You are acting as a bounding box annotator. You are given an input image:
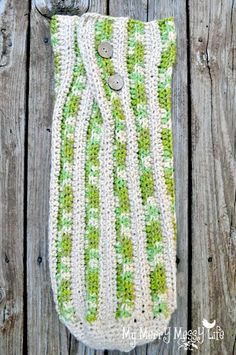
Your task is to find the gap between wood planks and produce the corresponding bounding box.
[23,0,31,353]
[186,2,193,355]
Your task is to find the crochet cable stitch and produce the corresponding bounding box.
[49,12,177,351]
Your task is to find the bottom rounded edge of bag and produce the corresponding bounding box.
[56,311,174,352]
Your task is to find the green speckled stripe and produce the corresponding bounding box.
[157,18,177,240]
[150,263,169,318]
[53,18,87,321]
[95,19,114,98]
[51,16,61,90]
[127,19,168,317]
[112,96,134,319]
[95,18,135,319]
[84,102,103,323]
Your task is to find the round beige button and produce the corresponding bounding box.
[98,41,113,59]
[108,74,124,91]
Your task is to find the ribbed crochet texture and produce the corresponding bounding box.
[49,12,177,351]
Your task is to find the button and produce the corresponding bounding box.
[108,74,124,91]
[98,41,113,59]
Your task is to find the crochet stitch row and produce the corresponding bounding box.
[95,18,135,320]
[49,13,177,351]
[127,19,168,318]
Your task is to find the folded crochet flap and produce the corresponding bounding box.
[49,13,177,351]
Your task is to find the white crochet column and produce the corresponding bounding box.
[71,86,93,319]
[77,13,117,322]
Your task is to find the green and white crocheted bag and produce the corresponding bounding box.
[49,12,177,352]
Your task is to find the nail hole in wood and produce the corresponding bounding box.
[5,253,9,263]
[176,256,180,264]
[208,257,213,263]
[37,256,42,265]
[0,27,11,67]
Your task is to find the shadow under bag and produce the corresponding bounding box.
[49,12,177,351]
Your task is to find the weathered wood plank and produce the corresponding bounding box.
[28,1,107,355]
[27,5,70,355]
[109,0,147,21]
[147,1,189,354]
[190,0,236,353]
[0,0,28,353]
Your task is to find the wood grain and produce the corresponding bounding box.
[148,1,189,354]
[0,0,28,354]
[109,0,147,21]
[190,0,236,353]
[27,5,69,354]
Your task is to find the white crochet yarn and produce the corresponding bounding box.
[49,12,177,351]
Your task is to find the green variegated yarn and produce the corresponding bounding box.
[51,16,61,89]
[158,18,177,240]
[127,18,169,317]
[84,102,102,323]
[95,18,135,319]
[56,19,86,321]
[49,13,177,352]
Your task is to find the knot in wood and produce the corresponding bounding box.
[0,287,6,304]
[34,0,90,18]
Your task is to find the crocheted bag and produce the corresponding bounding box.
[49,12,177,351]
